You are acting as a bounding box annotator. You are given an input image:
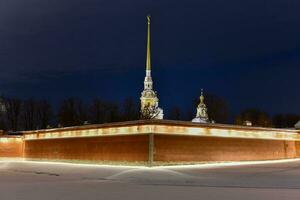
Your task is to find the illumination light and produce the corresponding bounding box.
[156,158,300,169]
[0,137,22,143]
[1,158,300,169]
[23,124,300,141]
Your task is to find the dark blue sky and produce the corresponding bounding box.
[0,0,299,115]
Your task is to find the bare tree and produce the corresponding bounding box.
[122,97,139,121]
[36,100,52,129]
[272,114,300,128]
[89,98,120,124]
[22,99,37,130]
[235,109,272,127]
[168,106,182,120]
[3,97,22,131]
[58,98,87,127]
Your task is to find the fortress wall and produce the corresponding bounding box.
[1,120,298,166]
[24,134,149,164]
[153,134,297,164]
[294,141,300,157]
[0,137,24,158]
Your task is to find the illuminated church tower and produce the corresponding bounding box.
[192,89,209,123]
[140,15,163,119]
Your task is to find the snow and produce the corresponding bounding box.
[192,117,207,123]
[295,121,300,129]
[1,160,300,200]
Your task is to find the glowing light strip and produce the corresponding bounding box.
[24,125,152,140]
[0,137,23,143]
[0,160,148,169]
[156,158,300,169]
[23,124,300,141]
[153,125,300,141]
[1,158,300,169]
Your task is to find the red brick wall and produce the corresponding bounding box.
[0,138,23,158]
[23,134,300,165]
[24,135,149,163]
[154,135,297,163]
[294,141,300,157]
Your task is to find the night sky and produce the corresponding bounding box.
[0,0,300,115]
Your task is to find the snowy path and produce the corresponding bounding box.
[1,160,300,200]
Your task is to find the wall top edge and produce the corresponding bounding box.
[18,120,300,135]
[0,135,23,139]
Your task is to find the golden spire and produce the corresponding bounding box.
[200,89,204,103]
[146,15,151,71]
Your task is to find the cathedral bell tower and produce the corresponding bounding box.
[140,15,163,119]
[192,89,209,123]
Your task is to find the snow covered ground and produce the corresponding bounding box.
[1,160,300,200]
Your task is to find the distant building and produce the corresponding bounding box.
[192,89,209,123]
[140,16,163,119]
[243,120,252,126]
[295,121,300,130]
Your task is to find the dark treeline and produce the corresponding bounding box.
[0,97,140,132]
[0,95,299,132]
[235,109,300,128]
